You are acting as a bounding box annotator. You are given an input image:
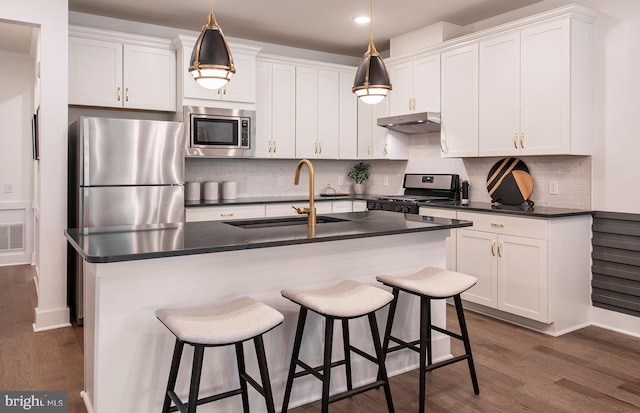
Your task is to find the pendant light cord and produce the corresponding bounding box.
[369,0,373,44]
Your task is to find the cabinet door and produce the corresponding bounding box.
[69,37,122,108]
[388,61,413,116]
[331,201,353,213]
[271,63,296,158]
[222,52,256,103]
[338,71,358,159]
[255,61,273,158]
[295,67,319,158]
[123,45,176,111]
[441,44,479,157]
[372,98,394,158]
[317,69,339,159]
[413,54,440,113]
[479,32,520,156]
[457,229,497,308]
[497,234,549,322]
[357,102,373,159]
[520,20,570,155]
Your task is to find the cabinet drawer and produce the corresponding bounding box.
[457,211,548,239]
[419,207,457,219]
[186,205,266,222]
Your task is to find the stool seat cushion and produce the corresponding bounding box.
[281,280,393,318]
[376,267,477,298]
[156,297,284,345]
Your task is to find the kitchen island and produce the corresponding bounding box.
[66,210,472,413]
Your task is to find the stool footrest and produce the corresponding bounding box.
[431,325,464,341]
[167,388,243,413]
[425,354,471,373]
[348,345,378,365]
[387,336,421,354]
[293,359,346,381]
[328,380,387,404]
[241,371,267,398]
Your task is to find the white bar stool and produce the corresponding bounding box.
[280,280,395,413]
[376,267,480,413]
[156,297,284,413]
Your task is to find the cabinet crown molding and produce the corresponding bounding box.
[69,25,174,50]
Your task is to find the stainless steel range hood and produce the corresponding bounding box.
[377,112,441,134]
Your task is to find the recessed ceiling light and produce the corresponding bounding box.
[353,16,370,24]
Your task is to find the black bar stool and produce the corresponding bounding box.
[280,280,395,413]
[376,267,480,413]
[156,296,284,413]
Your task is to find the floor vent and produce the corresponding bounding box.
[591,211,640,318]
[0,224,24,251]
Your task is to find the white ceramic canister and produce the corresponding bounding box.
[185,182,201,201]
[221,180,237,200]
[203,181,219,201]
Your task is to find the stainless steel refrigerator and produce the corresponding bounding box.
[67,117,185,324]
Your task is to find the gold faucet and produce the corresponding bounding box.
[292,159,316,227]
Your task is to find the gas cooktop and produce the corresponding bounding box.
[367,174,460,214]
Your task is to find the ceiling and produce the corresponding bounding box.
[66,0,543,57]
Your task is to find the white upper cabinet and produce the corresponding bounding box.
[357,98,408,160]
[388,53,440,116]
[338,70,358,159]
[479,18,592,156]
[69,27,176,111]
[175,35,260,105]
[295,66,339,159]
[255,60,296,158]
[440,44,479,157]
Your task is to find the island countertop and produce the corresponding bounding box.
[65,210,473,264]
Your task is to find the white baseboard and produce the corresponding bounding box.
[592,308,640,338]
[32,306,71,332]
[80,391,94,413]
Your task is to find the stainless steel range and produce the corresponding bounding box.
[367,174,460,214]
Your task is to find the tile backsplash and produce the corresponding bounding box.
[186,135,591,210]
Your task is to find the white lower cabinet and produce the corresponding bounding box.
[456,211,549,322]
[185,205,266,222]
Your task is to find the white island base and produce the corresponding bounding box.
[82,231,452,413]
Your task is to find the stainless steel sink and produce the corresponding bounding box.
[224,216,349,229]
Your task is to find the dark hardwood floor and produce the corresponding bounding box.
[1,264,639,412]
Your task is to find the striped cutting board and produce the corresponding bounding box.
[486,157,534,206]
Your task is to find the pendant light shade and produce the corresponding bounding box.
[352,0,391,104]
[189,0,235,90]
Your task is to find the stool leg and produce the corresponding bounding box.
[321,316,335,413]
[187,345,205,413]
[162,339,184,413]
[454,295,480,395]
[235,342,250,413]
[281,307,308,413]
[382,288,400,354]
[341,319,353,391]
[368,313,395,413]
[254,335,277,413]
[419,297,429,413]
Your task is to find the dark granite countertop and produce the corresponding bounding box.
[65,210,472,264]
[186,195,592,218]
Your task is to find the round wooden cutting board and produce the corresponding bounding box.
[486,157,534,206]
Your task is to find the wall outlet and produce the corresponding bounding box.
[383,175,389,187]
[276,176,284,187]
[4,184,12,193]
[549,180,559,195]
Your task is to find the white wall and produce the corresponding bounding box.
[0,0,70,331]
[0,50,34,266]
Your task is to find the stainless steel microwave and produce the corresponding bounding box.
[183,106,256,157]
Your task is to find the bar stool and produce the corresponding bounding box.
[156,296,284,413]
[376,267,480,413]
[280,280,395,413]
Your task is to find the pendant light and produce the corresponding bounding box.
[189,0,235,90]
[352,0,392,104]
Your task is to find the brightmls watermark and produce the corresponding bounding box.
[0,392,66,412]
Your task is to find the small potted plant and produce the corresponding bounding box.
[348,162,369,195]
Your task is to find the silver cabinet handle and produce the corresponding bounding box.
[220,213,234,217]
[514,133,518,149]
[384,143,388,155]
[125,87,129,102]
[440,139,448,153]
[117,87,121,102]
[368,144,372,155]
[268,140,273,153]
[318,142,322,154]
[273,140,277,153]
[490,223,505,228]
[520,132,525,148]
